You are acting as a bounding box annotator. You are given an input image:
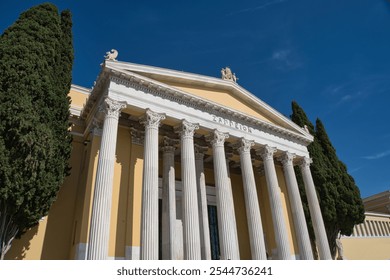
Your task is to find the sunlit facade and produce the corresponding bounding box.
[6,56,332,260]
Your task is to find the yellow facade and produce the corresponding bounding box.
[340,212,390,260]
[5,62,319,260]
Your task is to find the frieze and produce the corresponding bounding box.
[211,115,253,133]
[85,68,313,146]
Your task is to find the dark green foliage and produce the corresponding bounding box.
[0,3,73,258]
[291,101,364,259]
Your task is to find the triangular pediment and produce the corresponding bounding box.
[104,60,312,141]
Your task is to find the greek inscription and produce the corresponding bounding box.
[211,115,253,133]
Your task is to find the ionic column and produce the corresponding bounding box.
[194,145,211,260]
[175,120,201,259]
[299,157,332,260]
[87,97,126,260]
[140,109,165,260]
[161,137,178,260]
[257,145,291,260]
[278,152,313,260]
[208,130,240,260]
[236,138,267,260]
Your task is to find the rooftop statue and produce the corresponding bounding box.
[221,67,238,83]
[105,49,118,61]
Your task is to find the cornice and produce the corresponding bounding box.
[105,60,313,140]
[80,62,313,145]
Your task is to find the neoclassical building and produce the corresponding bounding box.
[6,52,332,260]
[339,191,390,260]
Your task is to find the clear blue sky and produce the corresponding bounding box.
[1,1,389,198]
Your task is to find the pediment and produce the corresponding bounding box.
[104,60,312,142]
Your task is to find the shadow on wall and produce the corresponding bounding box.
[5,224,38,260]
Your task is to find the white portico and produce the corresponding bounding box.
[74,51,331,260]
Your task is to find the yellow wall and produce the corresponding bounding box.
[70,132,101,258]
[341,237,390,260]
[6,138,85,260]
[165,82,275,124]
[69,88,89,108]
[254,167,299,259]
[275,166,299,257]
[230,173,251,259]
[108,127,131,258]
[125,141,144,252]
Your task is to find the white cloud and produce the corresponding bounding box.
[270,49,302,71]
[363,150,390,160]
[272,50,290,60]
[227,0,287,16]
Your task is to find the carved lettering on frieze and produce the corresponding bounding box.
[211,115,253,133]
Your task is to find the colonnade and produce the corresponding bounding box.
[86,99,332,260]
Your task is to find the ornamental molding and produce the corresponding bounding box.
[129,127,144,146]
[161,136,179,153]
[278,152,295,167]
[100,97,126,119]
[91,118,103,136]
[206,130,229,147]
[257,145,276,161]
[235,138,254,154]
[175,120,199,138]
[299,157,313,169]
[80,63,313,145]
[139,109,166,129]
[194,145,208,160]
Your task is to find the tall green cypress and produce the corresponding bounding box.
[0,3,73,259]
[291,101,364,259]
[291,101,338,258]
[315,119,364,256]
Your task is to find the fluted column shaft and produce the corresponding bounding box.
[279,152,313,260]
[87,98,126,260]
[140,109,165,260]
[300,157,332,260]
[258,145,291,260]
[195,145,211,260]
[176,120,201,259]
[237,139,267,260]
[161,138,177,260]
[209,130,240,260]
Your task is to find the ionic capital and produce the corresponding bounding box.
[257,145,276,161]
[175,120,199,139]
[140,109,166,129]
[91,118,103,136]
[130,127,145,146]
[100,97,126,119]
[236,138,255,154]
[278,152,295,167]
[206,130,229,147]
[299,157,313,169]
[161,136,179,154]
[194,145,208,160]
[255,165,265,176]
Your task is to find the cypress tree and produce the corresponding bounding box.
[315,119,365,256]
[291,101,364,259]
[0,3,73,259]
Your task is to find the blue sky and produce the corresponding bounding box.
[1,1,389,198]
